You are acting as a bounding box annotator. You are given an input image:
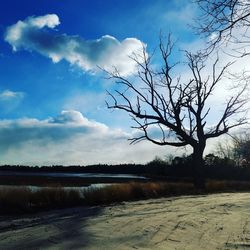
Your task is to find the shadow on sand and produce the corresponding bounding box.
[0,206,103,249]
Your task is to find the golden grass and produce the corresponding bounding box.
[206,180,250,192]
[84,182,195,205]
[1,180,250,214]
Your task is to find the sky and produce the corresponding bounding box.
[0,0,248,165]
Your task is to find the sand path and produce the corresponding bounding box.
[1,193,250,249]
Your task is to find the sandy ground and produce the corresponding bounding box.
[1,193,250,250]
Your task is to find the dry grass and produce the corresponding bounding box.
[0,182,195,213]
[0,186,83,213]
[1,180,250,214]
[206,180,250,192]
[84,182,195,205]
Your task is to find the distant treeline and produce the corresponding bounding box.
[1,153,250,181]
[0,164,146,174]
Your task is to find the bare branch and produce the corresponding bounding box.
[106,34,248,168]
[194,0,250,56]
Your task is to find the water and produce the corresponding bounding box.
[0,183,111,192]
[0,171,147,179]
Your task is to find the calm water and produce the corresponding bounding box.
[0,171,147,179]
[0,183,110,191]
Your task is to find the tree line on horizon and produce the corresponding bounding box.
[0,134,249,181]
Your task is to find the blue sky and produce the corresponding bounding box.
[0,0,246,165]
[0,0,196,118]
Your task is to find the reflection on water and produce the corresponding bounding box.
[0,183,112,192]
[0,171,147,179]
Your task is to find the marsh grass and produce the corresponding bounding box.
[83,182,195,205]
[0,186,83,213]
[206,180,250,192]
[1,180,250,214]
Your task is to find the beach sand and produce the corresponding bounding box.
[1,192,250,249]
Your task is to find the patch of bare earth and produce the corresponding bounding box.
[1,193,250,249]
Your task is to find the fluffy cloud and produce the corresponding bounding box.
[0,110,231,165]
[0,110,110,149]
[5,14,145,76]
[0,110,178,165]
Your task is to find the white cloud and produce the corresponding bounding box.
[1,109,239,166]
[5,14,60,51]
[28,14,60,29]
[5,14,146,76]
[0,110,187,165]
[0,89,24,101]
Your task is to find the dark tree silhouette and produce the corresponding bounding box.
[195,0,250,56]
[106,37,248,188]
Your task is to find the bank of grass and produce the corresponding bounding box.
[1,180,250,214]
[83,182,195,205]
[0,186,83,214]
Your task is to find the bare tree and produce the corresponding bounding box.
[232,132,250,166]
[195,0,250,56]
[106,37,248,188]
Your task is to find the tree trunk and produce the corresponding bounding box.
[192,145,206,189]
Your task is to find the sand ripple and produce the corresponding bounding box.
[1,193,250,249]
